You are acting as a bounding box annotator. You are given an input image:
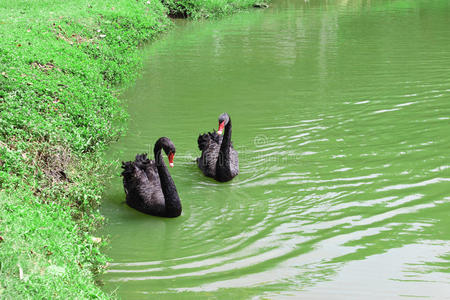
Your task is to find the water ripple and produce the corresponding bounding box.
[101,0,450,297]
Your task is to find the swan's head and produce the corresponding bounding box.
[159,137,176,168]
[217,113,230,135]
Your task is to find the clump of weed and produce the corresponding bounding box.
[162,0,268,19]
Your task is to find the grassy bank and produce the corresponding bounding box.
[0,0,266,298]
[0,0,171,297]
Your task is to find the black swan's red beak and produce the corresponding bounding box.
[218,121,225,135]
[168,152,174,168]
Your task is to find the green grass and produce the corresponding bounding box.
[0,191,108,298]
[0,0,268,298]
[0,0,170,297]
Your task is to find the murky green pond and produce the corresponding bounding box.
[101,0,450,298]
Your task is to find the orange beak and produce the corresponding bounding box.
[168,152,174,168]
[218,121,225,135]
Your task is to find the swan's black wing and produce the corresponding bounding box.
[197,131,239,181]
[197,130,221,151]
[229,147,239,178]
[197,131,222,178]
[121,154,165,215]
[134,153,160,183]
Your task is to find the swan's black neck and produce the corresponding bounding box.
[154,142,181,217]
[216,119,232,182]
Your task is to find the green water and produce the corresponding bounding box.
[101,0,450,298]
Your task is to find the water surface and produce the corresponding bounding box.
[101,0,450,298]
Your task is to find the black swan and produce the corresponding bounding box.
[121,137,182,218]
[197,113,239,182]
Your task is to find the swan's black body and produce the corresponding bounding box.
[121,137,181,217]
[197,113,239,182]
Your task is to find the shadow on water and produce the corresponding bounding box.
[100,0,450,298]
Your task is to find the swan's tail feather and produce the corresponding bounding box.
[134,153,150,169]
[121,153,150,178]
[121,160,135,177]
[198,130,220,151]
[210,130,221,143]
[121,154,151,203]
[198,133,210,151]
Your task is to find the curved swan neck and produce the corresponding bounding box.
[154,142,181,217]
[216,119,232,181]
[220,119,232,155]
